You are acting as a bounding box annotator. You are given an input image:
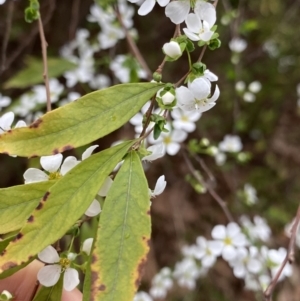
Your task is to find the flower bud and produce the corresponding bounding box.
[0,290,13,301]
[162,91,175,105]
[163,41,182,59]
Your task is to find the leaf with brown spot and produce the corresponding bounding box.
[90,151,151,301]
[0,181,55,234]
[0,141,135,275]
[0,83,164,157]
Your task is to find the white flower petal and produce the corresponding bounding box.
[153,175,166,196]
[82,238,93,255]
[142,143,165,161]
[63,268,80,291]
[189,78,211,100]
[222,245,237,261]
[37,265,61,287]
[185,13,201,33]
[23,168,48,184]
[85,199,101,217]
[38,246,60,263]
[211,225,226,240]
[0,112,14,131]
[183,29,202,42]
[208,85,220,103]
[165,1,190,24]
[138,0,155,15]
[40,154,63,173]
[98,177,113,197]
[195,1,216,28]
[176,86,194,105]
[15,120,27,128]
[60,156,80,176]
[166,142,180,155]
[82,145,99,160]
[157,0,170,6]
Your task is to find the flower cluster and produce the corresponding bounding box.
[134,218,291,300]
[235,80,262,103]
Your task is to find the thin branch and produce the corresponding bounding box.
[38,16,51,112]
[5,0,56,73]
[1,0,14,73]
[264,203,300,301]
[69,0,81,40]
[182,150,235,222]
[115,5,152,80]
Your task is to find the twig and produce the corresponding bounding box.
[182,150,235,222]
[69,0,80,40]
[38,16,51,112]
[264,203,300,301]
[1,0,14,73]
[115,5,152,81]
[5,0,56,73]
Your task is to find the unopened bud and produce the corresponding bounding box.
[0,290,13,301]
[163,41,182,59]
[162,92,175,105]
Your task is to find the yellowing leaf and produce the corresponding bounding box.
[0,83,164,157]
[90,151,151,301]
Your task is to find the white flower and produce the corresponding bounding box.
[211,222,248,261]
[263,247,292,280]
[89,74,111,90]
[82,238,93,255]
[235,81,246,92]
[229,38,247,53]
[173,258,204,289]
[243,91,256,102]
[176,78,220,113]
[162,41,182,59]
[0,0,6,5]
[240,215,271,243]
[148,123,187,155]
[165,0,191,24]
[134,291,153,301]
[37,246,79,291]
[171,108,201,132]
[98,25,125,49]
[183,13,214,42]
[110,55,147,83]
[129,0,170,16]
[150,175,166,197]
[218,135,242,153]
[194,236,222,267]
[32,78,64,104]
[243,184,258,205]
[228,247,262,279]
[23,145,99,184]
[142,143,165,161]
[248,81,262,93]
[0,94,11,109]
[150,267,173,299]
[214,150,226,166]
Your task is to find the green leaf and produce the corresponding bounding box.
[3,56,76,89]
[0,141,135,274]
[0,83,164,157]
[0,181,55,234]
[90,151,151,301]
[32,274,63,301]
